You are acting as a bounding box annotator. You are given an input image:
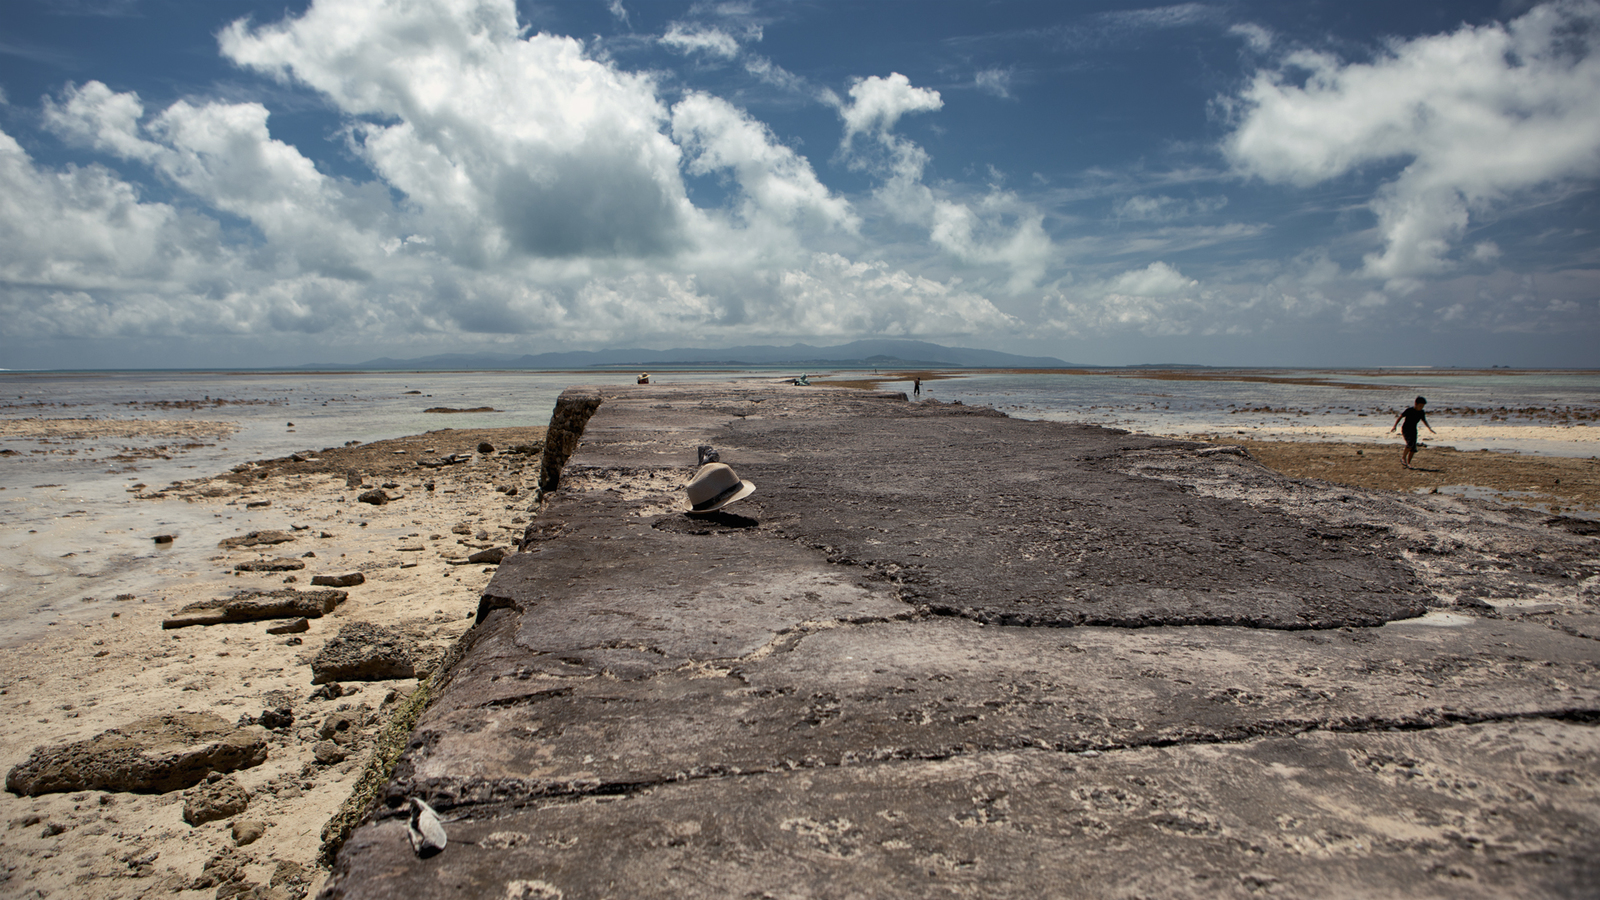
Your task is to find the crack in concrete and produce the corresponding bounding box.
[390,705,1600,820]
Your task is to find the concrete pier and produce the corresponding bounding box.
[322,383,1600,899]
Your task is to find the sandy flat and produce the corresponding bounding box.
[0,426,542,900]
[1178,435,1600,520]
[0,417,242,441]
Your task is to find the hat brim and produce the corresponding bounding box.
[687,480,755,514]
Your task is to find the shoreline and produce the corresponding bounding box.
[1,406,1596,898]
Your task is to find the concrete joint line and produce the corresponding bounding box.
[391,707,1600,823]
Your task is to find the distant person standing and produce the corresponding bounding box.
[913,377,922,398]
[1390,396,1435,469]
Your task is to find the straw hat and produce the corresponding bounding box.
[685,462,755,514]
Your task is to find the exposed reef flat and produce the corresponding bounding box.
[323,383,1600,899]
[0,426,544,899]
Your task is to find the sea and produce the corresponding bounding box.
[2,367,1597,645]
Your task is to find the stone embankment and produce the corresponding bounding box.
[322,383,1600,899]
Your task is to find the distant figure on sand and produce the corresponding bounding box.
[913,377,922,398]
[1390,396,1435,469]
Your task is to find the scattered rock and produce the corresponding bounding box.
[271,860,308,892]
[312,741,348,765]
[163,589,346,629]
[245,500,272,509]
[232,819,266,846]
[265,617,310,635]
[451,523,473,535]
[311,622,417,684]
[311,572,365,588]
[153,534,175,545]
[6,712,268,795]
[183,773,249,825]
[257,707,294,730]
[466,547,508,565]
[477,442,495,454]
[216,880,265,900]
[193,848,248,890]
[319,711,363,746]
[309,682,344,702]
[357,489,389,505]
[218,530,297,550]
[233,558,305,572]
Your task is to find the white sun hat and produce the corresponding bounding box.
[685,462,755,514]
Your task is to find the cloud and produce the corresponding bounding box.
[1106,260,1198,296]
[661,23,743,59]
[607,0,629,27]
[671,92,858,237]
[974,67,1013,98]
[1229,23,1273,53]
[4,0,1032,358]
[1096,3,1217,31]
[1224,0,1600,281]
[45,81,390,280]
[1113,194,1228,222]
[742,56,806,92]
[0,127,213,294]
[221,0,697,263]
[833,72,1054,291]
[838,73,943,148]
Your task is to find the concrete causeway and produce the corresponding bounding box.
[322,383,1600,899]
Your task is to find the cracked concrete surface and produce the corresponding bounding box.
[322,384,1600,899]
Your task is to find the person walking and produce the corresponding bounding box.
[1390,396,1435,469]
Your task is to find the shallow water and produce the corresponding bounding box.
[0,370,650,643]
[904,370,1600,457]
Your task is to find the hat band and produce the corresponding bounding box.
[691,481,745,511]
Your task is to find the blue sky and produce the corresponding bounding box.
[1,0,1597,368]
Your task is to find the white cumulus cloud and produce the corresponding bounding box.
[839,73,943,149]
[1224,0,1600,281]
[222,0,698,264]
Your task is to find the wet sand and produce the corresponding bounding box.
[1186,436,1600,520]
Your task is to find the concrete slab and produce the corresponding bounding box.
[322,384,1600,899]
[333,721,1600,900]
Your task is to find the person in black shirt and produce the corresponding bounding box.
[1389,396,1435,469]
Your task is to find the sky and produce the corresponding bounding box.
[0,0,1597,369]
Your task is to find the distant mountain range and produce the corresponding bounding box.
[304,340,1076,370]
